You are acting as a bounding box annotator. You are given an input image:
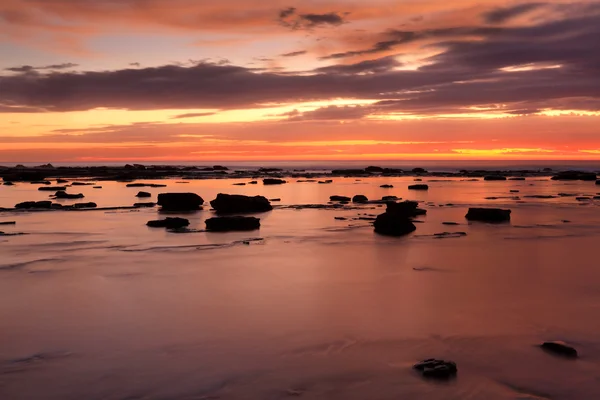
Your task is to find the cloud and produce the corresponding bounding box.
[484,2,547,24]
[5,63,79,73]
[278,8,347,30]
[287,105,372,121]
[315,55,402,74]
[280,50,307,57]
[170,112,216,119]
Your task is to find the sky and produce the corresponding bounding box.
[1,0,600,162]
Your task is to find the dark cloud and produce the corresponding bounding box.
[315,56,402,75]
[171,112,216,119]
[5,63,79,73]
[280,50,307,57]
[129,62,141,67]
[288,105,372,121]
[484,2,547,24]
[278,8,347,30]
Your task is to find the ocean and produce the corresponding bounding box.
[1,174,600,399]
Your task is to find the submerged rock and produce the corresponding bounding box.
[210,193,272,214]
[157,193,204,211]
[147,217,190,229]
[126,183,167,188]
[263,178,286,185]
[0,221,16,225]
[269,198,281,202]
[381,195,399,201]
[72,202,97,209]
[352,195,369,203]
[3,181,15,186]
[386,201,427,218]
[93,186,102,189]
[38,186,67,191]
[248,181,258,185]
[408,184,429,191]
[15,201,52,209]
[54,191,84,199]
[136,191,151,198]
[540,341,578,358]
[412,168,427,174]
[413,359,457,379]
[466,207,511,222]
[552,171,597,181]
[330,195,351,202]
[205,216,261,232]
[233,183,246,186]
[56,179,69,184]
[318,180,333,184]
[380,184,394,188]
[374,213,416,236]
[71,182,95,186]
[484,175,507,181]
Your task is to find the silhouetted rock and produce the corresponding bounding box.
[157,193,204,211]
[212,165,228,171]
[318,180,333,184]
[134,202,156,208]
[38,186,67,191]
[71,182,95,186]
[56,179,69,184]
[210,193,272,214]
[248,181,258,184]
[330,195,351,202]
[412,168,427,174]
[269,198,281,202]
[413,359,457,379]
[126,183,167,188]
[434,232,467,239]
[524,195,557,199]
[205,216,261,232]
[380,184,394,188]
[408,184,429,190]
[352,195,369,203]
[382,195,399,201]
[233,183,246,186]
[386,201,427,218]
[365,166,384,173]
[552,171,597,181]
[72,202,97,208]
[484,175,507,181]
[442,222,460,226]
[93,186,102,189]
[466,207,511,222]
[540,341,578,358]
[576,197,591,201]
[136,191,151,198]
[510,190,520,193]
[15,201,52,209]
[0,221,16,225]
[258,168,282,172]
[3,181,14,186]
[374,213,416,236]
[54,191,84,199]
[596,180,600,185]
[147,217,190,229]
[263,178,286,185]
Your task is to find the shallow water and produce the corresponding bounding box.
[1,177,600,399]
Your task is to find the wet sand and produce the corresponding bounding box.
[1,177,600,399]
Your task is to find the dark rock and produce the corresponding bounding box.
[136,191,151,198]
[558,193,578,197]
[466,207,511,222]
[3,181,15,186]
[38,186,67,191]
[332,169,369,175]
[248,181,258,184]
[15,201,52,209]
[552,171,597,181]
[205,216,261,232]
[318,180,333,184]
[157,193,204,211]
[330,195,351,202]
[352,195,369,203]
[413,359,457,379]
[442,222,460,226]
[134,202,156,208]
[576,197,591,201]
[126,183,167,188]
[258,168,282,173]
[412,168,427,174]
[233,183,246,186]
[434,232,467,238]
[269,198,281,202]
[212,165,228,171]
[510,190,520,193]
[0,221,16,225]
[374,213,416,236]
[381,195,399,201]
[1,171,47,182]
[263,178,286,185]
[56,179,69,184]
[147,217,190,229]
[93,186,102,189]
[380,184,394,188]
[365,166,384,173]
[72,202,97,208]
[31,180,51,185]
[386,201,427,218]
[408,184,429,190]
[414,178,422,181]
[524,195,557,199]
[54,191,84,199]
[540,341,578,358]
[484,175,507,181]
[71,182,95,186]
[210,193,272,214]
[597,180,600,185]
[334,217,347,220]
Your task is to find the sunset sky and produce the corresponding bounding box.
[1,0,599,162]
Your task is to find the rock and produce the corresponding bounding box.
[134,202,156,208]
[412,168,427,174]
[233,183,246,186]
[484,175,507,181]
[413,359,458,379]
[136,191,151,198]
[330,195,351,202]
[0,221,16,225]
[466,207,511,222]
[434,232,467,238]
[15,201,52,209]
[374,213,416,236]
[524,195,557,199]
[442,222,459,226]
[56,179,69,184]
[38,186,67,191]
[205,216,261,232]
[386,201,426,218]
[93,186,102,189]
[334,217,347,220]
[54,191,84,199]
[72,202,97,208]
[380,184,394,188]
[263,178,286,185]
[248,181,258,184]
[71,182,95,186]
[126,183,167,188]
[597,180,600,185]
[3,181,15,186]
[365,166,384,173]
[540,341,578,358]
[352,195,369,203]
[212,165,228,171]
[147,217,190,229]
[318,180,333,184]
[210,193,272,214]
[510,190,520,193]
[381,195,399,201]
[552,171,596,181]
[157,193,204,211]
[269,198,281,202]
[576,197,591,201]
[408,184,429,190]
[258,167,282,173]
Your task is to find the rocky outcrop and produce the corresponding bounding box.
[134,202,156,208]
[38,186,67,191]
[15,201,53,209]
[408,184,429,190]
[380,184,394,188]
[484,175,507,181]
[71,182,95,186]
[205,216,261,232]
[552,171,597,181]
[54,191,84,199]
[386,201,427,218]
[412,168,427,173]
[210,193,272,214]
[157,193,204,211]
[352,195,369,203]
[136,191,151,198]
[330,195,351,202]
[413,359,457,379]
[540,341,578,358]
[147,217,190,229]
[72,202,97,208]
[263,178,287,185]
[465,207,511,222]
[374,213,416,236]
